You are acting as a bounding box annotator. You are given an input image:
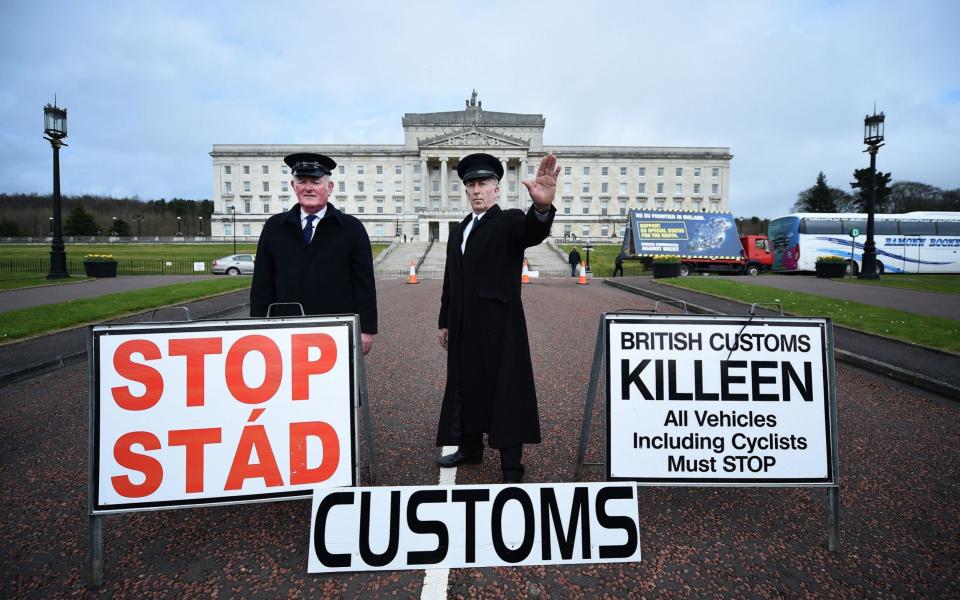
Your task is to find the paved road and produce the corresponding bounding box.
[0,275,226,313]
[1,279,957,598]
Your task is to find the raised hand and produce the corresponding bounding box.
[522,154,561,210]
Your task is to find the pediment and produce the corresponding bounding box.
[419,127,528,149]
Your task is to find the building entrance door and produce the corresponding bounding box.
[429,221,439,241]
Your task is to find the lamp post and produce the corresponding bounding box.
[134,214,144,237]
[198,215,204,237]
[43,101,69,279]
[49,217,54,236]
[859,110,885,280]
[228,206,236,253]
[584,241,594,273]
[112,216,118,236]
[176,216,182,237]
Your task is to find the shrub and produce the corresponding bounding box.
[652,255,680,264]
[815,255,846,264]
[84,254,116,262]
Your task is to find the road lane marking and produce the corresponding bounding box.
[420,445,457,600]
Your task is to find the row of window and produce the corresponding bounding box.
[224,165,289,176]
[563,166,721,178]
[562,182,721,195]
[223,163,723,180]
[224,190,723,216]
[223,179,724,197]
[223,181,289,194]
[221,221,630,240]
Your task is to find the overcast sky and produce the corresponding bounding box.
[2,0,957,218]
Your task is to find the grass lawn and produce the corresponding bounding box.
[664,277,960,354]
[835,273,960,295]
[559,243,648,277]
[0,278,253,344]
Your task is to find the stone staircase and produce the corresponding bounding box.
[374,241,430,278]
[374,236,570,280]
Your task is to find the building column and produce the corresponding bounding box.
[520,157,528,204]
[500,158,508,204]
[420,158,428,208]
[440,157,448,210]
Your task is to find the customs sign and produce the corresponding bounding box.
[605,314,836,484]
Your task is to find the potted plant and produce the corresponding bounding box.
[651,255,681,279]
[83,254,119,278]
[815,255,847,279]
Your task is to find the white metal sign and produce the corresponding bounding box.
[606,314,835,484]
[308,483,641,572]
[90,317,358,513]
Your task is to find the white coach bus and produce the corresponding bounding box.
[768,212,960,274]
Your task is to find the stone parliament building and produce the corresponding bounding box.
[209,92,732,244]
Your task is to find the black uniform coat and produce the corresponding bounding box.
[436,203,556,449]
[250,203,378,334]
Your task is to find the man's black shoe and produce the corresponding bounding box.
[437,450,482,468]
[502,466,525,483]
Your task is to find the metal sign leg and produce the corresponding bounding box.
[357,352,377,484]
[828,486,841,552]
[575,316,606,480]
[87,514,103,588]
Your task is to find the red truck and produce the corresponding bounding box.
[675,234,772,276]
[624,211,772,276]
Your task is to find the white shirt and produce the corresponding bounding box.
[461,210,486,254]
[300,206,327,243]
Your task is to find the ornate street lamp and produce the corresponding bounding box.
[176,215,182,237]
[584,241,594,273]
[43,101,69,278]
[112,216,118,236]
[198,215,204,236]
[859,110,885,280]
[228,206,236,253]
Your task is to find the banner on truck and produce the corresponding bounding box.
[624,210,743,258]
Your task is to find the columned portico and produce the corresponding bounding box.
[440,158,448,208]
[520,157,528,203]
[420,158,428,208]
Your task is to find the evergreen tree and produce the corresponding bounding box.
[792,172,838,212]
[63,203,99,235]
[112,218,131,236]
[851,168,893,213]
[0,218,20,236]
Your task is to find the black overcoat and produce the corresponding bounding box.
[436,204,556,449]
[250,203,378,334]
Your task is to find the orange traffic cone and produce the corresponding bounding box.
[577,261,588,285]
[407,260,419,284]
[521,259,531,284]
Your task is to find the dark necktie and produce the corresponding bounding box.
[463,216,479,253]
[303,214,317,245]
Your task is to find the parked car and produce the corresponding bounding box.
[211,254,255,275]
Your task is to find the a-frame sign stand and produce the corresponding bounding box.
[574,304,841,553]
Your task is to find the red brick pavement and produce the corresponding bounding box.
[1,278,957,598]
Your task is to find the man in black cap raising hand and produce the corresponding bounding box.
[250,152,377,353]
[435,153,560,483]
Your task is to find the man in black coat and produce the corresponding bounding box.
[436,152,560,483]
[250,152,377,354]
[568,248,582,276]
